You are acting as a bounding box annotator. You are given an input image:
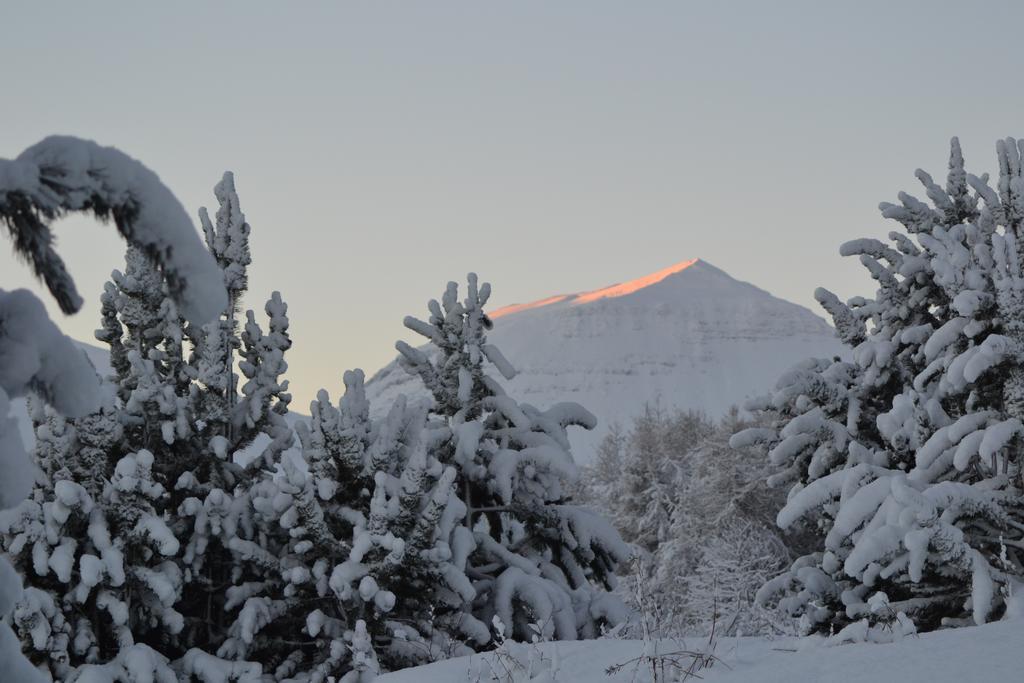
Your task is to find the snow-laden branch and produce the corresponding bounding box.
[0,135,226,323]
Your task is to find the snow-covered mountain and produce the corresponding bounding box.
[367,259,845,462]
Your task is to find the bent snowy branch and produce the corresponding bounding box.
[0,135,226,323]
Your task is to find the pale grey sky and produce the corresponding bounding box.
[3,1,1024,408]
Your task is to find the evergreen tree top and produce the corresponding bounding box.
[736,137,1024,636]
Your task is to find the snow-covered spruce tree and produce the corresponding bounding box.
[173,172,293,657]
[221,275,629,680]
[4,225,214,679]
[394,275,629,643]
[2,417,187,680]
[218,369,459,680]
[0,137,226,681]
[83,247,209,667]
[1,244,208,677]
[1,165,286,678]
[735,137,1024,637]
[172,289,293,661]
[192,171,252,443]
[5,235,279,678]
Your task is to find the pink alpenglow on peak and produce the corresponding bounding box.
[573,258,700,305]
[490,258,700,319]
[490,294,573,320]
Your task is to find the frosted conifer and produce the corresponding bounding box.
[193,172,252,444]
[394,275,630,643]
[0,136,226,682]
[216,369,455,678]
[736,137,1024,636]
[172,174,290,657]
[223,275,629,680]
[1,164,283,679]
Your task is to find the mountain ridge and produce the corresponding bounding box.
[489,258,702,318]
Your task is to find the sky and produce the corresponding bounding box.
[4,1,1024,409]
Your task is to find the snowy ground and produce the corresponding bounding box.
[379,619,1022,682]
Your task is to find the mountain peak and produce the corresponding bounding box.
[573,258,700,305]
[491,258,703,319]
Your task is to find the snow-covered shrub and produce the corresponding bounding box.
[579,409,798,637]
[607,567,720,683]
[669,520,790,637]
[466,616,563,683]
[577,409,714,560]
[736,137,1024,634]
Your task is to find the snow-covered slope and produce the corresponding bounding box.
[367,259,844,462]
[378,619,1024,683]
